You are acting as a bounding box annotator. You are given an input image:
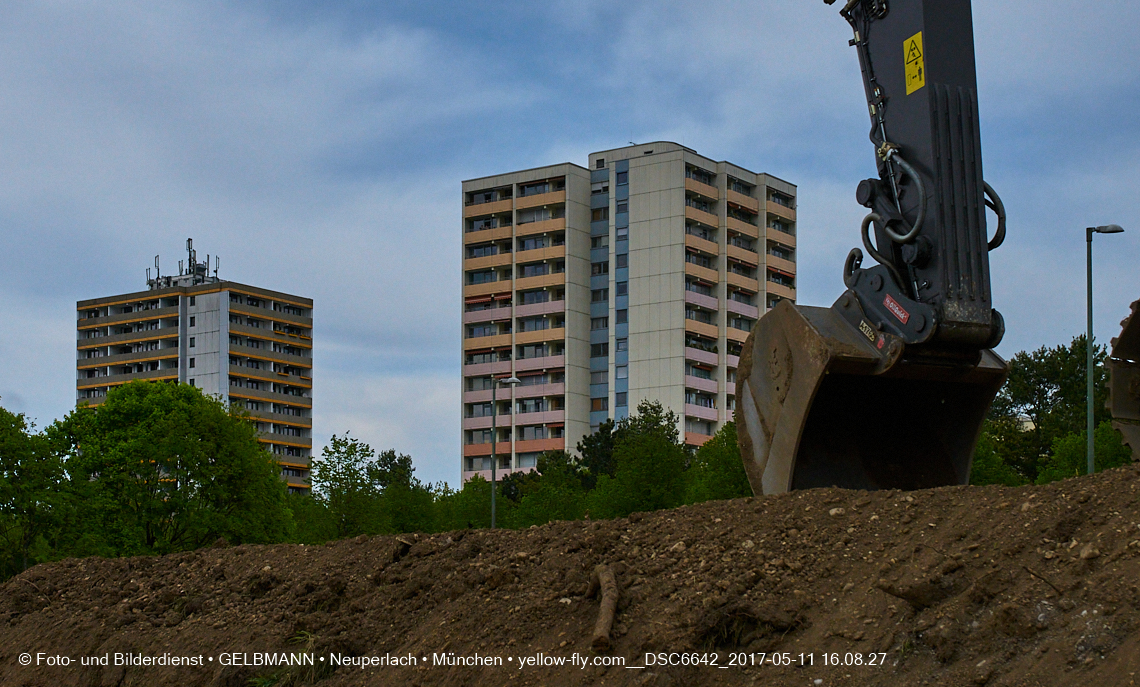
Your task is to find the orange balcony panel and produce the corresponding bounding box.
[464,252,513,271]
[727,244,759,266]
[767,227,796,249]
[685,205,719,227]
[726,327,750,344]
[463,225,513,245]
[727,272,760,293]
[726,216,760,239]
[464,198,512,219]
[766,254,796,275]
[463,281,511,299]
[514,437,564,454]
[515,245,566,263]
[767,281,796,301]
[727,189,760,213]
[464,443,495,457]
[685,319,719,340]
[766,201,796,221]
[515,327,565,346]
[515,217,566,238]
[463,332,512,351]
[515,190,566,210]
[685,432,713,447]
[514,273,565,291]
[684,177,719,201]
[684,234,719,256]
[684,262,719,285]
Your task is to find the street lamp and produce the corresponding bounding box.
[1086,224,1124,475]
[490,375,521,529]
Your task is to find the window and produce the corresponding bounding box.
[615,309,628,325]
[616,254,628,269]
[591,371,607,384]
[591,235,609,249]
[189,337,195,348]
[616,202,628,214]
[616,338,628,352]
[616,171,628,185]
[591,343,608,357]
[520,290,549,305]
[518,317,549,332]
[591,207,609,222]
[468,269,496,284]
[591,398,609,411]
[189,296,196,306]
[518,236,548,251]
[616,225,628,239]
[189,379,195,386]
[616,392,628,407]
[591,288,609,303]
[596,158,605,169]
[591,261,609,276]
[518,425,548,441]
[189,316,196,327]
[468,324,496,338]
[519,262,550,278]
[591,317,609,330]
[517,398,547,414]
[616,365,628,380]
[189,358,196,369]
[518,452,539,468]
[467,376,494,391]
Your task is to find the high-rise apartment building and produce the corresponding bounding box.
[75,243,314,493]
[461,142,797,482]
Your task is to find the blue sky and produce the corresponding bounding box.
[1,1,1137,487]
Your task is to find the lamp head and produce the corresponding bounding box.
[501,376,522,386]
[1092,224,1124,234]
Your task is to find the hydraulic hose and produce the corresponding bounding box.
[983,181,1006,251]
[860,212,906,290]
[881,151,926,244]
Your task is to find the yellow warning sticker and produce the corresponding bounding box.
[904,31,925,95]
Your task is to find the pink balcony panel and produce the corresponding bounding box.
[685,290,720,311]
[726,299,759,319]
[463,360,513,377]
[515,355,565,372]
[514,300,566,319]
[726,354,740,368]
[685,375,719,394]
[462,389,494,403]
[513,410,566,426]
[685,403,719,422]
[464,307,512,325]
[462,415,498,430]
[514,382,565,399]
[462,464,537,484]
[684,347,718,366]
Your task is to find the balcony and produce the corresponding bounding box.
[77,349,179,370]
[514,409,566,426]
[515,354,564,372]
[685,319,718,340]
[726,215,759,239]
[514,300,565,319]
[684,177,719,201]
[76,368,178,390]
[684,261,719,285]
[77,328,179,350]
[684,290,719,311]
[727,244,759,267]
[462,359,513,377]
[463,197,512,218]
[76,305,180,330]
[767,199,796,221]
[684,403,719,422]
[725,327,750,344]
[726,298,760,320]
[228,365,312,389]
[463,279,512,299]
[463,252,513,271]
[685,346,719,366]
[685,432,713,447]
[463,332,511,351]
[229,322,313,350]
[766,253,796,275]
[514,244,565,264]
[684,204,718,227]
[463,305,513,325]
[685,375,718,394]
[513,437,565,454]
[684,233,718,256]
[514,272,565,292]
[464,224,513,245]
[228,385,312,408]
[514,382,565,399]
[515,190,566,210]
[766,280,796,301]
[727,188,760,213]
[515,327,565,346]
[230,301,312,328]
[515,217,566,238]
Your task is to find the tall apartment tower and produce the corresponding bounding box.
[461,142,797,482]
[75,242,315,493]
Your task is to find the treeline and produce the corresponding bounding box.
[969,334,1132,486]
[290,400,750,542]
[0,385,750,580]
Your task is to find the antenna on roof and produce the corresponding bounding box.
[214,255,220,277]
[154,255,160,279]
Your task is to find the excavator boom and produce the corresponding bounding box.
[737,0,1009,494]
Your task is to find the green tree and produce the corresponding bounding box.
[969,430,1028,486]
[0,405,67,573]
[576,419,617,489]
[684,422,753,503]
[51,381,292,554]
[1035,421,1132,484]
[510,451,587,527]
[434,476,496,531]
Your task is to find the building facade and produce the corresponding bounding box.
[461,142,796,482]
[75,248,314,493]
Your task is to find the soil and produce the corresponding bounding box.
[1,465,1138,687]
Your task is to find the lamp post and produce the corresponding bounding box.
[490,375,521,529]
[1086,224,1124,475]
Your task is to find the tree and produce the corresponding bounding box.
[969,430,1028,486]
[0,405,67,573]
[1035,421,1132,484]
[510,451,587,527]
[576,419,617,489]
[684,422,753,503]
[50,381,292,554]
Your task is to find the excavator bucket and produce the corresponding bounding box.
[736,300,1008,494]
[1107,299,1140,460]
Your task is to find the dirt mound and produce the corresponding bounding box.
[1,465,1138,687]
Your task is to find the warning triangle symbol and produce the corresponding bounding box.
[906,40,922,64]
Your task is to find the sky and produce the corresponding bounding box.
[0,0,1137,488]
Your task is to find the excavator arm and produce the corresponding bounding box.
[736,0,1009,493]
